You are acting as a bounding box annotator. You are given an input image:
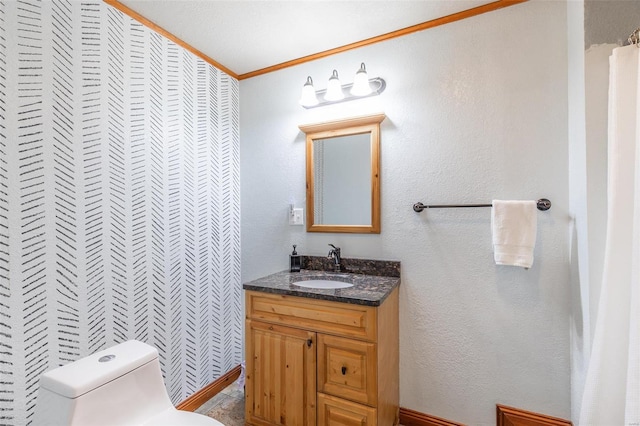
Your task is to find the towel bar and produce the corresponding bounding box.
[412,198,551,213]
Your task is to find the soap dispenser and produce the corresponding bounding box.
[290,245,301,272]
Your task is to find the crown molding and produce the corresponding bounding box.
[104,0,528,81]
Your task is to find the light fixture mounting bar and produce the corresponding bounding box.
[302,77,386,109]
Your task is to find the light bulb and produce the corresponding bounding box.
[299,76,318,107]
[324,70,344,101]
[350,63,372,96]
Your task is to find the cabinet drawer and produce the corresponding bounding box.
[246,291,377,341]
[317,393,377,426]
[318,334,377,406]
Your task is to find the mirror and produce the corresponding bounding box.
[299,113,385,233]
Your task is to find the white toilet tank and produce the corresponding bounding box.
[33,340,224,426]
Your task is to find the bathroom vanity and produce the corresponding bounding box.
[243,265,400,426]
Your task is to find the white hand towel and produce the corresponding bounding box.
[491,200,537,268]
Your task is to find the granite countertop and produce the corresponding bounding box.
[242,268,400,307]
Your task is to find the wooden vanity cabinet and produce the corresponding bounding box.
[245,288,399,426]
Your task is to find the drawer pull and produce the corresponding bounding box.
[341,366,347,375]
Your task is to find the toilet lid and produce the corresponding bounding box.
[143,409,225,426]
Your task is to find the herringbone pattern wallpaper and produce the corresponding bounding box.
[0,2,241,425]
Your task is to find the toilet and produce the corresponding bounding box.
[33,340,225,426]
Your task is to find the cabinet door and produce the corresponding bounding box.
[246,320,316,426]
[317,393,377,426]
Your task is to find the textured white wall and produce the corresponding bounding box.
[240,1,571,424]
[567,2,589,422]
[584,44,613,343]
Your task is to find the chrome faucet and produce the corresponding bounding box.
[327,244,341,272]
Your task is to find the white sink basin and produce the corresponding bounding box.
[293,280,354,289]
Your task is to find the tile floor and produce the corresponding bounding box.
[196,379,405,426]
[195,378,245,426]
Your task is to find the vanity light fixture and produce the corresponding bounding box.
[299,62,386,109]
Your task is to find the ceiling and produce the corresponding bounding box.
[117,0,510,78]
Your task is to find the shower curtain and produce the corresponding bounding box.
[579,44,640,425]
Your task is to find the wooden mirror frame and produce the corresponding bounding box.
[299,113,385,234]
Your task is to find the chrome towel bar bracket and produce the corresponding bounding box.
[412,198,551,213]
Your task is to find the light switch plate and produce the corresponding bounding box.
[290,208,304,225]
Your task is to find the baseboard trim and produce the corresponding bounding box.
[496,404,572,426]
[399,407,465,426]
[176,375,572,426]
[176,364,242,412]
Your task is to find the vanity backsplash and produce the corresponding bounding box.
[301,255,400,277]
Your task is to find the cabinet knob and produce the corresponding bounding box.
[341,366,347,375]
[307,338,313,347]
